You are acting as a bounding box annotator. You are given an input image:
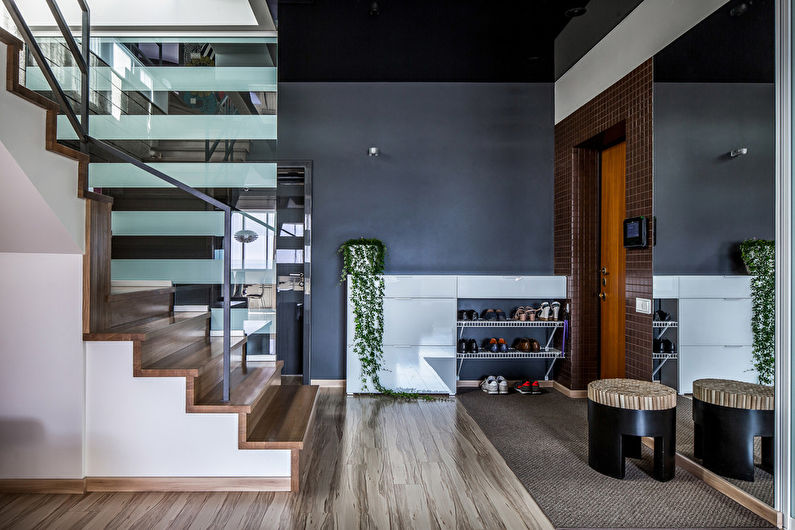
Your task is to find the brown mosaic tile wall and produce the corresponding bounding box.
[554,60,654,390]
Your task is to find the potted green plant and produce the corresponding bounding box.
[740,239,775,385]
[339,238,431,399]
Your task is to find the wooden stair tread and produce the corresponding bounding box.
[195,361,283,412]
[83,312,209,341]
[109,286,176,301]
[246,385,319,448]
[143,336,246,374]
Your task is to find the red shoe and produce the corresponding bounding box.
[514,380,543,395]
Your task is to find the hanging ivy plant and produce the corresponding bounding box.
[740,239,775,385]
[339,238,432,400]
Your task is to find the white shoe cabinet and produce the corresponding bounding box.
[653,275,755,394]
[346,275,567,395]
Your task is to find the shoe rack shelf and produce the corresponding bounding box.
[457,349,563,359]
[652,352,678,361]
[456,321,564,328]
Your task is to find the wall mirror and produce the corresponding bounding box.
[652,0,775,507]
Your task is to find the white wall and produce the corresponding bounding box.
[0,42,84,254]
[85,341,291,477]
[554,0,729,123]
[0,253,84,479]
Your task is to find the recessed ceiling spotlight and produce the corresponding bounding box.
[729,1,752,17]
[564,6,587,18]
[369,1,380,16]
[527,56,541,63]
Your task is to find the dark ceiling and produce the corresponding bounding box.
[654,0,774,83]
[277,0,591,82]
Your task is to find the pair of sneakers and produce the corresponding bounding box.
[480,375,508,394]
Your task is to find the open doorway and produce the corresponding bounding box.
[275,162,312,384]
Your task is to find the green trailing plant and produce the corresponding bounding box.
[340,239,438,401]
[740,239,775,385]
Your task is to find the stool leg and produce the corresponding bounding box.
[589,428,625,479]
[623,434,642,459]
[693,422,703,459]
[703,421,755,481]
[761,436,774,475]
[653,434,676,482]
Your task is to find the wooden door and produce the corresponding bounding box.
[599,142,626,378]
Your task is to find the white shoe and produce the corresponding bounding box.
[538,302,550,321]
[480,376,498,394]
[496,376,509,394]
[551,301,561,321]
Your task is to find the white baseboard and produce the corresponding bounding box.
[174,305,209,312]
[310,379,345,387]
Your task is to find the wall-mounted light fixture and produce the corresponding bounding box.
[729,147,748,158]
[368,146,380,157]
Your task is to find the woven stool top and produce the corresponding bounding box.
[693,379,774,410]
[588,378,677,410]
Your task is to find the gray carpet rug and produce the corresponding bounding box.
[675,395,774,506]
[458,389,772,529]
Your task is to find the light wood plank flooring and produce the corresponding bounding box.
[0,389,552,529]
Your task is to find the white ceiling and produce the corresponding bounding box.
[14,0,273,31]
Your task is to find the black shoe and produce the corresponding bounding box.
[468,309,479,321]
[457,339,468,353]
[482,309,497,321]
[661,339,674,353]
[467,338,479,353]
[654,309,670,322]
[653,338,662,353]
[457,310,466,321]
[495,309,507,321]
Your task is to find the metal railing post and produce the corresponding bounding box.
[223,210,232,402]
[80,1,89,144]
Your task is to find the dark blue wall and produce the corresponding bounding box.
[275,83,555,379]
[653,82,775,274]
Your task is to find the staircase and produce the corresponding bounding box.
[0,27,317,492]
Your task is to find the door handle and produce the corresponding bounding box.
[598,292,606,301]
[600,267,609,275]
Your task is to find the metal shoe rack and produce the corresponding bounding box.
[652,320,678,381]
[456,320,565,380]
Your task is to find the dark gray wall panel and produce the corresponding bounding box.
[653,82,774,274]
[274,82,554,379]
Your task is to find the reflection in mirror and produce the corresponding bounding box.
[653,0,775,507]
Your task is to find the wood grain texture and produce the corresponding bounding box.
[84,477,291,493]
[0,479,85,494]
[553,380,588,398]
[82,199,112,333]
[107,287,175,329]
[0,389,554,529]
[693,379,775,410]
[600,141,627,379]
[588,378,676,410]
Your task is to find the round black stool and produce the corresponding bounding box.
[587,379,677,482]
[692,379,774,481]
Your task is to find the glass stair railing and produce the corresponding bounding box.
[89,162,277,189]
[9,0,282,394]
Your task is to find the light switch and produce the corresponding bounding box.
[636,298,652,314]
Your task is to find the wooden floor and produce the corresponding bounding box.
[0,389,553,529]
